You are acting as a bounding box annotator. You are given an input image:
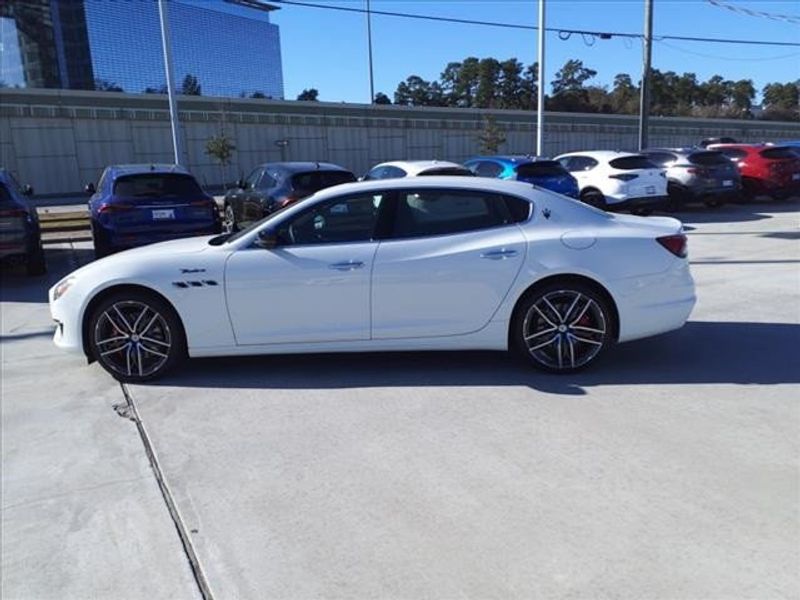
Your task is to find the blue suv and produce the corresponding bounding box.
[87,164,221,257]
[464,155,579,198]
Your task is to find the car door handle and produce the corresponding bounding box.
[329,261,365,271]
[480,249,519,260]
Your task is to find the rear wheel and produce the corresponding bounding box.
[223,204,238,233]
[88,291,186,382]
[666,183,687,212]
[511,283,614,373]
[580,189,606,210]
[740,179,758,203]
[92,222,112,259]
[26,239,46,276]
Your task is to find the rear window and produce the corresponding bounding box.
[515,161,567,177]
[609,156,658,170]
[760,147,797,160]
[113,173,203,197]
[418,167,474,177]
[291,170,356,192]
[716,148,747,160]
[688,151,730,166]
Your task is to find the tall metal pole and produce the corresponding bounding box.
[536,0,545,156]
[158,0,183,164]
[638,0,653,150]
[366,0,375,103]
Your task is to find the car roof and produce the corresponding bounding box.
[644,147,717,155]
[554,150,643,161]
[373,160,468,175]
[257,162,352,173]
[107,164,191,178]
[706,143,767,151]
[467,155,556,164]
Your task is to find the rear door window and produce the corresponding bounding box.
[609,156,658,170]
[560,156,598,172]
[759,147,797,160]
[389,189,511,238]
[471,161,504,178]
[688,151,730,166]
[113,174,203,198]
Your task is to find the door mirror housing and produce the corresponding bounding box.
[84,182,96,194]
[22,184,34,196]
[255,228,279,249]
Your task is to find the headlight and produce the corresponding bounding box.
[53,277,75,301]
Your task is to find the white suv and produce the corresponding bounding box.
[554,151,667,213]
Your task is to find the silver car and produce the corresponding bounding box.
[642,148,741,209]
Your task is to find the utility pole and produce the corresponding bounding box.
[366,0,375,103]
[638,0,653,150]
[158,0,183,165]
[536,0,545,156]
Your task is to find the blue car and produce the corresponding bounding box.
[87,164,221,258]
[464,155,580,198]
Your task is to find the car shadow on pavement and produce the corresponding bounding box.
[0,248,94,303]
[667,198,799,225]
[154,321,800,395]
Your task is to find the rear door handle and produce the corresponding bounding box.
[480,249,519,260]
[329,261,365,271]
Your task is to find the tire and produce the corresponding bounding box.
[92,222,112,259]
[666,184,688,212]
[740,179,758,203]
[88,291,186,382]
[223,204,239,233]
[511,282,615,374]
[580,189,606,210]
[26,237,46,276]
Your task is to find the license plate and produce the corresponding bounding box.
[793,173,800,181]
[645,185,655,194]
[723,180,733,187]
[152,209,175,220]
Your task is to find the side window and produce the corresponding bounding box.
[646,152,677,166]
[244,168,261,190]
[575,157,598,171]
[97,169,109,193]
[383,166,407,179]
[260,172,276,189]
[278,193,385,245]
[504,195,532,223]
[390,189,510,239]
[365,167,385,181]
[474,161,504,178]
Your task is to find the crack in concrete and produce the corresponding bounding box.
[117,383,213,600]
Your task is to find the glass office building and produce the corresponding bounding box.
[1,0,284,99]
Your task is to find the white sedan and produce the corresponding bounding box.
[49,177,696,382]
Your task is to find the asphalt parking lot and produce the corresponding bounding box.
[2,201,799,599]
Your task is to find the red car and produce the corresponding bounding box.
[708,143,800,201]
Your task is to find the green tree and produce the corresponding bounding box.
[394,76,435,106]
[549,60,597,112]
[761,82,799,121]
[475,58,502,108]
[205,133,236,190]
[181,74,202,96]
[296,88,319,101]
[608,73,638,114]
[478,115,506,154]
[374,92,391,104]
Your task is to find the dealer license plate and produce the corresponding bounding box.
[152,209,175,220]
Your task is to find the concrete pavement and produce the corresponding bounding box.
[1,200,798,599]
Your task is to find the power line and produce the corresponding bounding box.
[706,0,800,25]
[656,39,800,62]
[270,0,800,47]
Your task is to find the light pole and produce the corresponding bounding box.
[158,0,183,165]
[536,0,545,156]
[366,0,375,103]
[638,0,654,150]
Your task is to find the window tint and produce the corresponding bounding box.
[760,147,797,160]
[688,151,730,166]
[643,152,677,166]
[716,148,747,160]
[560,156,598,172]
[515,161,568,178]
[390,189,509,238]
[383,166,407,179]
[279,193,383,245]
[504,195,531,223]
[243,168,261,190]
[113,174,203,198]
[364,167,384,181]
[418,166,473,176]
[609,156,658,170]
[260,172,277,189]
[471,161,504,178]
[290,170,357,193]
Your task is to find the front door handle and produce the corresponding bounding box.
[329,261,365,271]
[480,249,519,260]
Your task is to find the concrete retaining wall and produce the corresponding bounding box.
[2,88,798,196]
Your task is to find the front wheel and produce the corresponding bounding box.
[511,283,615,373]
[88,291,186,382]
[222,204,239,233]
[580,190,606,210]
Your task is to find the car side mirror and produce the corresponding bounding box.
[84,182,96,194]
[254,229,279,249]
[22,184,34,196]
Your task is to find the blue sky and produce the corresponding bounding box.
[269,0,800,103]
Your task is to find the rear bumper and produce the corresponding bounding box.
[99,223,221,250]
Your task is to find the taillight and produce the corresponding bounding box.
[98,203,134,214]
[686,167,708,176]
[657,234,688,258]
[0,208,27,218]
[609,173,638,181]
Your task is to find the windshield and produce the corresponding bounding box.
[113,173,203,198]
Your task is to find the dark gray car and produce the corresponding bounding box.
[222,162,356,232]
[0,169,45,275]
[641,148,741,209]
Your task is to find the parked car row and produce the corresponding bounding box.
[0,169,45,276]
